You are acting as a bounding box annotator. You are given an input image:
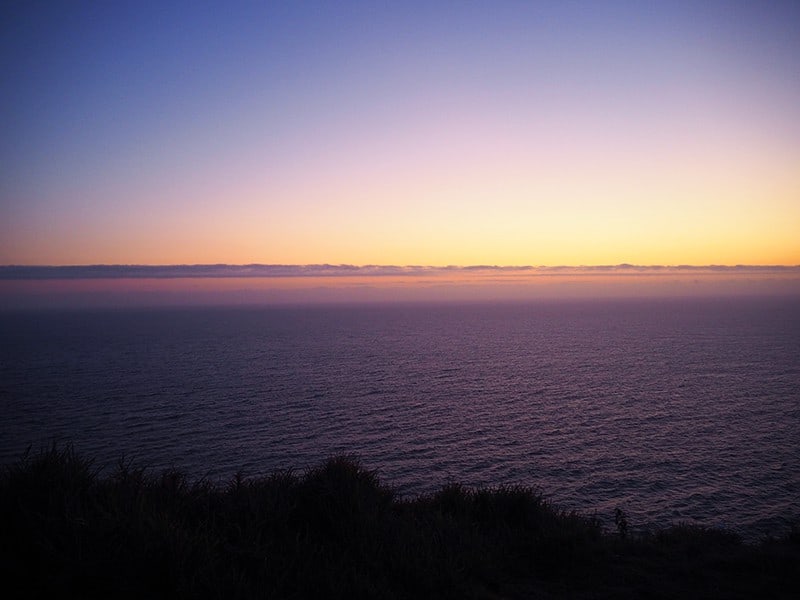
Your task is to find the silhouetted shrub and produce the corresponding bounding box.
[1,444,798,599]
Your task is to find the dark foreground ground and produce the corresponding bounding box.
[1,446,798,599]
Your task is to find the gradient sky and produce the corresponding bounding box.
[2,1,799,267]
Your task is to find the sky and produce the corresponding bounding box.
[1,1,799,304]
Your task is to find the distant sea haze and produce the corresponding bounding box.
[1,264,799,307]
[2,297,798,540]
[2,263,799,279]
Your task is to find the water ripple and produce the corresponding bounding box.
[1,297,798,539]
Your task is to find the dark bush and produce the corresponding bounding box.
[1,445,798,599]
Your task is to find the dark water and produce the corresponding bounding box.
[2,297,799,539]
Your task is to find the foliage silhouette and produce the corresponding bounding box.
[1,444,798,599]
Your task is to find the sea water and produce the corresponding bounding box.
[2,297,798,539]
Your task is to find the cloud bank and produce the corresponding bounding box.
[1,264,798,309]
[2,264,798,280]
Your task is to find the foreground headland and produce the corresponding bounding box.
[2,446,797,599]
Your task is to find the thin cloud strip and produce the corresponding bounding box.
[1,264,799,280]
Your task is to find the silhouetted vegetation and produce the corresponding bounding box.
[1,444,797,598]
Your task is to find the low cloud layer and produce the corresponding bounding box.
[2,264,798,280]
[2,264,798,308]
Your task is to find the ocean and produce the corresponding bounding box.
[2,296,798,539]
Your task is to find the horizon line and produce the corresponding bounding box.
[2,263,800,280]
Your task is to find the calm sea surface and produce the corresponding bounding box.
[2,297,799,538]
